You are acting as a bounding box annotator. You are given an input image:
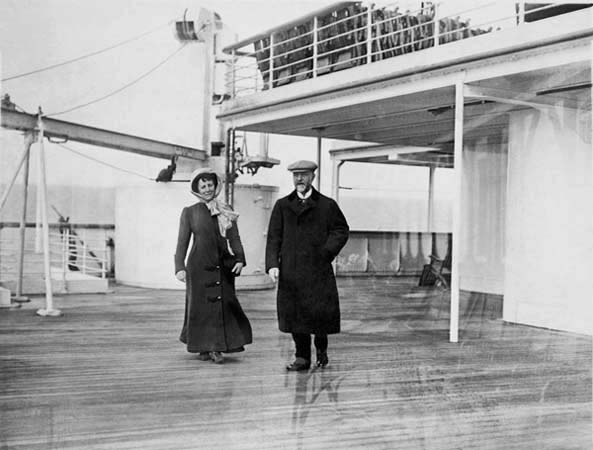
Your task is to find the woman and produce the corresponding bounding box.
[174,168,252,364]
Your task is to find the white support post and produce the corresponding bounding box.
[331,157,342,201]
[231,48,237,97]
[82,242,87,275]
[15,132,36,302]
[62,229,68,289]
[36,113,60,317]
[106,240,112,279]
[35,154,42,253]
[427,165,435,232]
[450,77,465,343]
[201,14,214,156]
[312,16,318,78]
[316,135,322,191]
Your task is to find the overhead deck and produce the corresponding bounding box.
[219,5,592,165]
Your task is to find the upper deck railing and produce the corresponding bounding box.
[222,1,592,98]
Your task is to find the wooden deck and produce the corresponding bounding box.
[1,278,591,449]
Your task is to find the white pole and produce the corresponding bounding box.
[427,165,435,231]
[202,13,214,157]
[82,242,87,275]
[15,132,36,301]
[62,229,68,288]
[36,112,61,317]
[35,151,42,253]
[450,77,465,342]
[316,135,322,191]
[331,158,343,201]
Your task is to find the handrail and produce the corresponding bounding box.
[0,224,112,285]
[223,1,356,53]
[223,0,592,98]
[0,221,115,230]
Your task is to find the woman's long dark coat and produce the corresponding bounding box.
[175,203,252,353]
[265,189,349,335]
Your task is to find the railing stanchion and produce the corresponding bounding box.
[313,16,318,77]
[366,6,373,64]
[82,242,87,275]
[434,2,440,48]
[269,33,275,89]
[62,230,68,288]
[231,48,237,97]
[517,0,525,25]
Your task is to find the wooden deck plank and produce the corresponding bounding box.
[0,277,591,449]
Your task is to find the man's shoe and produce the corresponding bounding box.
[286,357,310,371]
[316,351,328,368]
[210,351,224,364]
[197,352,210,361]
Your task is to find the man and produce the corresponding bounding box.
[265,160,349,371]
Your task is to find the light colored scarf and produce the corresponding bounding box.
[190,168,239,238]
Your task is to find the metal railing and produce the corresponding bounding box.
[0,223,113,293]
[223,1,591,97]
[51,230,110,279]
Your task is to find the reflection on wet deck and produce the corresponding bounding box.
[0,277,590,449]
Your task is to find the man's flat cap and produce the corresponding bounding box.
[287,160,318,172]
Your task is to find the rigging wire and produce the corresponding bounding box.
[46,43,188,117]
[56,142,156,181]
[2,19,175,82]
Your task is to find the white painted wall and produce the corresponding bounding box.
[505,108,593,335]
[459,135,508,294]
[115,182,277,290]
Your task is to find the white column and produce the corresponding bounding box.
[201,13,214,156]
[331,158,344,201]
[427,165,435,231]
[15,132,36,301]
[36,114,61,317]
[450,77,465,342]
[316,135,322,191]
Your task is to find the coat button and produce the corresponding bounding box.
[216,281,220,285]
[216,265,220,269]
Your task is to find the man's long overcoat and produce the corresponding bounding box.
[265,189,349,334]
[175,203,252,353]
